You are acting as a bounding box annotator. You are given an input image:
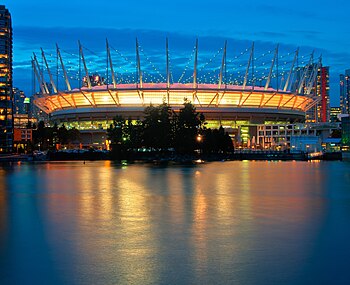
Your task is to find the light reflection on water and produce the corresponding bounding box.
[1,161,350,285]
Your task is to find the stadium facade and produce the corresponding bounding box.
[33,40,321,147]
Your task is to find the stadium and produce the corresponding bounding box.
[32,40,320,147]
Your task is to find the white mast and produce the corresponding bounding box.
[56,43,71,91]
[297,51,314,94]
[106,39,117,88]
[166,37,170,89]
[243,42,254,90]
[218,40,227,90]
[41,48,57,93]
[265,44,279,90]
[305,56,322,95]
[79,40,92,89]
[166,38,170,103]
[136,38,143,88]
[33,53,49,94]
[283,48,299,92]
[193,38,198,89]
[32,58,47,95]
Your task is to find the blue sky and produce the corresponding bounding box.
[3,0,350,106]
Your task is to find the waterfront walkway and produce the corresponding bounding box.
[0,151,343,162]
[0,154,30,162]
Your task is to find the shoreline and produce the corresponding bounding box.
[0,151,343,163]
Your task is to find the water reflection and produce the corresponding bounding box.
[1,161,350,284]
[0,168,8,245]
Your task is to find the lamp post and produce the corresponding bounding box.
[197,134,202,157]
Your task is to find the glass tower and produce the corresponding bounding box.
[0,5,12,153]
[301,64,330,123]
[340,70,350,115]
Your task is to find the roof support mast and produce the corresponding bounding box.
[305,56,322,95]
[32,58,47,95]
[33,53,49,94]
[106,39,117,89]
[193,38,198,89]
[135,38,144,103]
[283,48,299,92]
[215,40,227,106]
[166,37,170,103]
[265,44,279,91]
[192,39,200,104]
[41,48,57,94]
[79,40,92,89]
[218,40,227,90]
[166,38,170,89]
[297,51,314,94]
[243,42,254,90]
[136,38,143,88]
[56,44,71,91]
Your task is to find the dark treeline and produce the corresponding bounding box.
[28,101,234,161]
[32,121,80,151]
[107,100,234,159]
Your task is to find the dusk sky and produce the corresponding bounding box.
[4,0,350,106]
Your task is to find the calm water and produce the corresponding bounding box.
[1,160,350,285]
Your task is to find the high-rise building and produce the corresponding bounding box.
[13,87,26,114]
[302,64,330,123]
[0,5,13,153]
[340,70,350,114]
[330,107,341,122]
[342,116,350,161]
[317,66,330,122]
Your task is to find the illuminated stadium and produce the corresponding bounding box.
[32,39,321,145]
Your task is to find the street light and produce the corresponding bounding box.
[197,134,203,156]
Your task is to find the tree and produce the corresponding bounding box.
[33,121,51,150]
[142,102,174,150]
[67,128,81,144]
[174,99,203,153]
[107,115,128,159]
[330,129,342,138]
[107,115,127,144]
[35,121,46,147]
[33,121,69,151]
[58,124,69,145]
[126,119,143,150]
